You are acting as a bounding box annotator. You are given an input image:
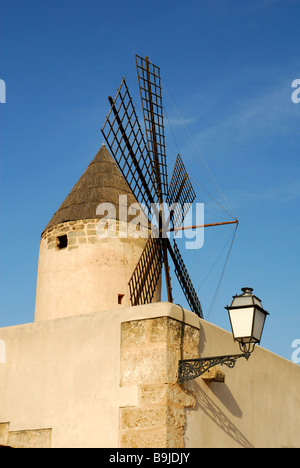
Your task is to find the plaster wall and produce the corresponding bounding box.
[184,319,300,448]
[0,302,299,448]
[0,303,196,448]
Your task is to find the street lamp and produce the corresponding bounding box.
[226,287,269,354]
[178,287,269,383]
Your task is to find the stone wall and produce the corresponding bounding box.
[120,316,200,448]
[0,422,51,448]
[42,219,99,251]
[41,218,150,252]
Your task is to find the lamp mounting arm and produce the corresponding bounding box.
[178,352,251,383]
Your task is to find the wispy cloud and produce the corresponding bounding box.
[166,116,197,128]
[196,83,298,145]
[227,179,300,210]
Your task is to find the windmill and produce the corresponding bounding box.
[101,55,237,318]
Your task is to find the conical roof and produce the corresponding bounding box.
[43,144,138,233]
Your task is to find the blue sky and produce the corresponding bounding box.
[0,0,299,362]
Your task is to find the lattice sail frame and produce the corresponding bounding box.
[101,77,157,214]
[101,57,203,319]
[129,237,163,306]
[167,153,196,229]
[168,239,203,318]
[136,55,168,200]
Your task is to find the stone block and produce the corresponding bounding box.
[58,225,70,232]
[72,224,84,231]
[6,428,52,448]
[88,237,98,244]
[166,429,185,449]
[121,320,148,348]
[139,385,168,406]
[201,367,225,383]
[119,316,200,449]
[68,231,85,237]
[166,406,185,429]
[166,384,196,408]
[120,427,167,448]
[121,347,168,385]
[120,406,166,430]
[0,423,9,446]
[182,326,200,355]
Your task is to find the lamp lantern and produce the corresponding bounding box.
[226,287,269,355]
[178,286,269,383]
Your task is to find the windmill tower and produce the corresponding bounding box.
[35,55,207,322]
[35,55,236,323]
[34,144,161,322]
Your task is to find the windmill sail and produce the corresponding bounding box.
[136,55,175,303]
[136,55,168,200]
[167,239,203,318]
[129,237,163,306]
[101,55,203,318]
[101,77,157,214]
[167,153,196,229]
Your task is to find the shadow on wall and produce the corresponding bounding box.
[186,380,254,448]
[186,324,254,448]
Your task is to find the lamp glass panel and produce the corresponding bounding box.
[231,296,253,307]
[252,309,266,342]
[229,307,255,340]
[253,297,263,307]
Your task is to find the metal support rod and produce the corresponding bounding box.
[169,219,238,233]
[178,351,251,383]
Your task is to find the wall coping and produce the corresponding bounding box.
[0,303,201,333]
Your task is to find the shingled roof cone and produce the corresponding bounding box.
[43,144,139,232]
[34,145,161,321]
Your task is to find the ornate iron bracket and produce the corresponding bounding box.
[178,352,251,383]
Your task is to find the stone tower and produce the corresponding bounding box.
[34,144,161,321]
